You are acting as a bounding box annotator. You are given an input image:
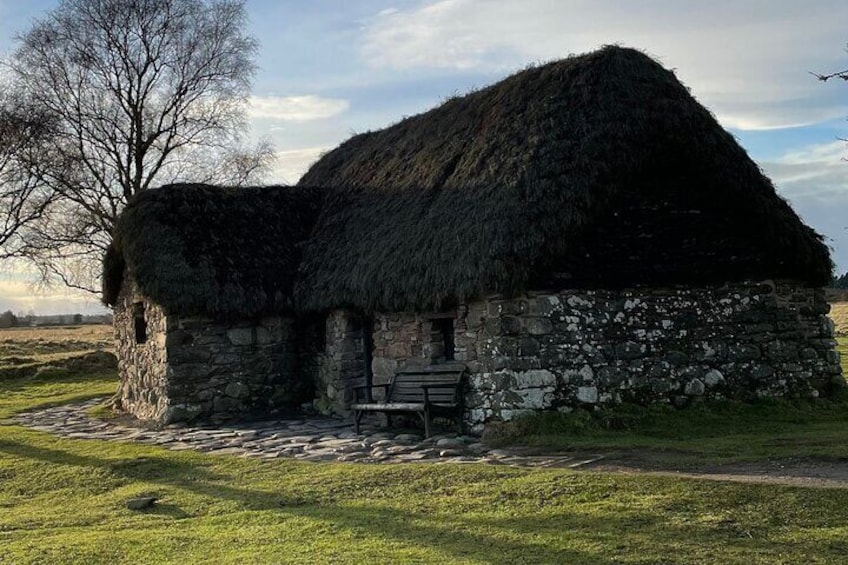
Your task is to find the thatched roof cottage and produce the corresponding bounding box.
[104,46,841,429]
[103,184,322,421]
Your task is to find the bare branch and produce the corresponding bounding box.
[2,0,271,291]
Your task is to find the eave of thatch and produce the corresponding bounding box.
[295,45,831,312]
[102,183,322,319]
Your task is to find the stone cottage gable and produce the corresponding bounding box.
[112,275,308,423]
[289,46,840,430]
[295,46,831,315]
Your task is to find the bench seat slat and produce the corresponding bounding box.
[351,402,427,411]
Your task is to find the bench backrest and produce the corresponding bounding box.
[387,365,465,406]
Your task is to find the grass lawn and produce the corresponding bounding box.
[1,329,848,563]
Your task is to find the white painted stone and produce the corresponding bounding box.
[623,298,641,310]
[515,387,554,409]
[514,369,556,389]
[704,369,725,387]
[500,408,534,421]
[566,295,592,309]
[576,386,598,404]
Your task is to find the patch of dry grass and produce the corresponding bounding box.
[829,301,848,336]
[0,325,113,377]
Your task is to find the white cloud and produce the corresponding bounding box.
[761,140,848,271]
[0,278,105,316]
[764,140,848,199]
[360,0,848,131]
[248,95,349,122]
[268,146,331,184]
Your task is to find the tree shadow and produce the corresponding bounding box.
[0,438,673,563]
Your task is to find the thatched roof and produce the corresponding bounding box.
[295,45,831,313]
[102,183,322,318]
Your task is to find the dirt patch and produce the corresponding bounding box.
[586,453,848,488]
[497,445,848,487]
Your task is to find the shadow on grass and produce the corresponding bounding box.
[1,371,115,391]
[137,502,191,519]
[0,438,641,564]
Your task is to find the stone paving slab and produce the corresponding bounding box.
[13,397,603,468]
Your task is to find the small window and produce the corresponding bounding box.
[432,317,455,361]
[132,302,147,344]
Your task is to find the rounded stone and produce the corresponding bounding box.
[684,378,705,396]
[704,369,725,387]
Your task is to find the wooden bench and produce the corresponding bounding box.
[351,364,466,438]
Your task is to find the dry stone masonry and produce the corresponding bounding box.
[116,279,842,434]
[311,281,840,433]
[114,283,307,423]
[452,281,839,431]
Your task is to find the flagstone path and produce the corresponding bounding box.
[14,398,604,468]
[15,398,848,488]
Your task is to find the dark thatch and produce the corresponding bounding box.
[103,183,322,318]
[296,45,832,313]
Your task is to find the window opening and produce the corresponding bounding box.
[432,317,455,361]
[362,316,375,401]
[132,302,147,344]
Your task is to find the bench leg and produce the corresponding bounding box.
[385,413,392,429]
[423,409,432,438]
[354,410,363,434]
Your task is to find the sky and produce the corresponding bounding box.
[0,0,847,314]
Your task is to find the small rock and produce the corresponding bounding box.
[126,497,157,510]
[435,437,465,448]
[467,442,488,454]
[368,439,396,448]
[439,449,463,457]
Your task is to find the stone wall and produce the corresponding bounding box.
[118,277,841,431]
[320,281,841,433]
[371,313,450,383]
[313,310,367,415]
[456,281,841,431]
[114,278,307,424]
[113,282,170,421]
[317,311,459,412]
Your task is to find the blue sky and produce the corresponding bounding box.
[1,0,847,314]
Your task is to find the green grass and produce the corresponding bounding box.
[3,395,848,564]
[1,333,848,563]
[837,335,848,373]
[487,397,848,466]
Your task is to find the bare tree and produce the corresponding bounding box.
[812,68,848,81]
[4,0,273,293]
[0,92,56,260]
